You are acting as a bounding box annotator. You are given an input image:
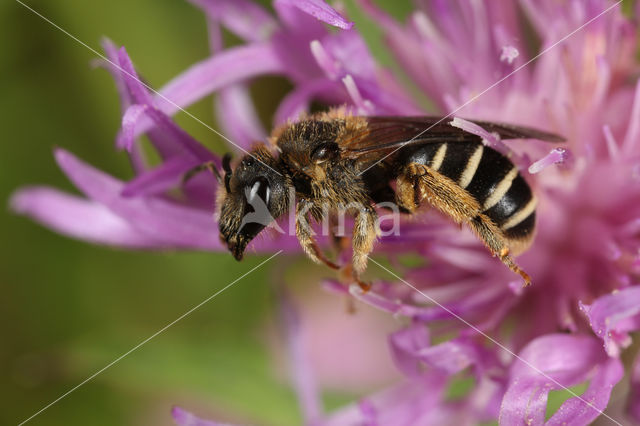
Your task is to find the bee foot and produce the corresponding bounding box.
[356,279,372,293]
[337,263,371,292]
[338,263,353,284]
[519,270,532,287]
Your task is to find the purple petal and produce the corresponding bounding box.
[99,42,181,163]
[97,39,149,172]
[603,125,620,161]
[187,0,278,42]
[510,334,607,383]
[579,286,640,356]
[214,84,267,150]
[313,29,422,115]
[389,324,500,378]
[319,29,377,81]
[388,323,431,377]
[342,75,374,114]
[180,169,218,210]
[154,43,285,124]
[415,338,497,377]
[518,0,553,37]
[10,187,163,247]
[171,406,232,426]
[122,103,215,161]
[99,38,132,110]
[117,103,147,150]
[123,43,285,144]
[110,43,286,149]
[324,372,448,426]
[46,149,298,253]
[116,49,215,161]
[274,79,339,125]
[203,17,267,151]
[499,379,549,426]
[274,0,353,29]
[354,77,423,115]
[348,284,439,319]
[310,40,340,80]
[146,125,196,163]
[273,2,326,41]
[117,47,153,105]
[53,148,223,250]
[120,156,206,198]
[500,334,622,425]
[357,0,452,111]
[350,272,514,327]
[623,79,640,155]
[548,357,623,425]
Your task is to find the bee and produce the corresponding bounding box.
[189,109,563,287]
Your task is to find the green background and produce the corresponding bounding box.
[0,1,413,425]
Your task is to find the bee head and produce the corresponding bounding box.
[217,146,289,260]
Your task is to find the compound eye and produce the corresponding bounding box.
[247,177,270,206]
[311,142,339,163]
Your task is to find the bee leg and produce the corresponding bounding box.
[182,161,222,185]
[395,167,432,213]
[351,206,378,291]
[468,216,532,287]
[500,249,532,287]
[401,163,532,286]
[296,202,339,270]
[328,215,349,254]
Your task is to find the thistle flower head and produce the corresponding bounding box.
[11,0,640,424]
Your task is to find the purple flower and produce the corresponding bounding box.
[500,335,622,425]
[11,0,640,425]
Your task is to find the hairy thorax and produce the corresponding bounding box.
[302,160,369,221]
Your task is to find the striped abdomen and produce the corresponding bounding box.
[396,141,536,252]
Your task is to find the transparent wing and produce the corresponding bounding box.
[341,116,564,157]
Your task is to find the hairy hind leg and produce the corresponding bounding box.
[467,216,532,286]
[349,206,378,290]
[296,201,339,270]
[397,163,531,286]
